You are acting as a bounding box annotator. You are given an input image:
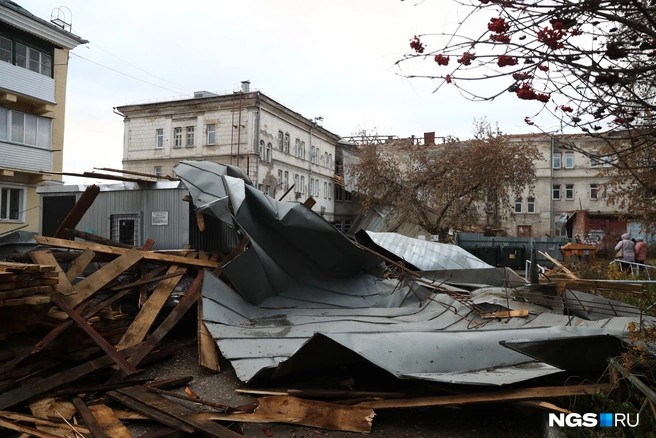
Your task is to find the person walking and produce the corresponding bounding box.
[635,237,647,265]
[615,233,636,272]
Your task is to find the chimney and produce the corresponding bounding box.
[241,80,251,93]
[424,132,435,145]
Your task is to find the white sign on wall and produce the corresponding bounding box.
[151,211,169,226]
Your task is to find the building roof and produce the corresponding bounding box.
[0,0,88,49]
[116,90,342,141]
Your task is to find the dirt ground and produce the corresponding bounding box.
[128,330,553,438]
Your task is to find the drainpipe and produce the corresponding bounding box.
[550,134,554,237]
[255,92,261,188]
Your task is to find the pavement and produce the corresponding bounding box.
[127,329,549,438]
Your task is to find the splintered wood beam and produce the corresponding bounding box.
[66,248,144,307]
[66,229,134,249]
[0,346,137,410]
[94,167,179,181]
[0,417,62,438]
[53,185,100,239]
[356,383,615,409]
[116,387,243,438]
[29,250,75,296]
[106,391,195,434]
[109,271,204,383]
[34,236,218,269]
[65,248,96,282]
[51,293,138,376]
[72,397,110,438]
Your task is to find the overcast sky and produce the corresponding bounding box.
[17,0,556,183]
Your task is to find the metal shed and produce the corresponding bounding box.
[37,181,239,252]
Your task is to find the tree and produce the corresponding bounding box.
[349,119,542,239]
[401,0,656,230]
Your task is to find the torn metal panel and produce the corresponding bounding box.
[358,231,493,271]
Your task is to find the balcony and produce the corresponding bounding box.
[0,61,55,105]
[0,141,52,174]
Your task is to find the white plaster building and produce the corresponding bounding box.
[0,1,86,235]
[116,83,340,221]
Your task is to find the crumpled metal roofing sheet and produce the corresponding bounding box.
[173,160,652,387]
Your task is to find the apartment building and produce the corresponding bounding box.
[116,83,339,221]
[0,1,86,234]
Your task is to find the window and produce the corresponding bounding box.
[553,152,561,169]
[284,171,289,191]
[0,107,52,149]
[343,219,352,233]
[207,124,215,145]
[295,139,300,157]
[300,141,306,160]
[14,43,51,77]
[300,176,305,193]
[552,184,561,200]
[278,170,283,186]
[266,142,272,163]
[1,187,24,221]
[345,190,352,202]
[315,179,320,197]
[110,213,141,247]
[590,151,600,167]
[294,174,299,192]
[328,183,332,200]
[259,140,265,160]
[310,178,314,196]
[0,36,11,63]
[324,181,327,199]
[284,133,290,154]
[155,129,163,149]
[602,156,612,167]
[329,154,333,169]
[527,197,535,213]
[590,184,598,199]
[278,130,284,151]
[514,197,522,213]
[316,148,321,165]
[565,152,574,169]
[174,128,182,147]
[565,184,574,200]
[154,166,162,178]
[311,145,315,163]
[335,186,343,201]
[265,185,271,197]
[186,126,195,147]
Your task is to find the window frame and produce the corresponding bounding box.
[564,152,574,169]
[185,126,195,147]
[565,184,574,200]
[154,166,162,178]
[552,184,561,200]
[155,129,164,149]
[173,127,183,148]
[0,107,52,149]
[552,152,562,169]
[514,197,522,213]
[590,183,599,199]
[278,130,284,151]
[0,185,25,222]
[266,142,272,163]
[206,124,215,145]
[590,150,600,168]
[284,133,290,154]
[527,197,535,213]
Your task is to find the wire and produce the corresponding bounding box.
[69,52,186,95]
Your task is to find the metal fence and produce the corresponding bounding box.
[455,233,571,268]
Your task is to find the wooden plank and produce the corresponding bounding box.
[29,250,75,296]
[24,295,51,305]
[115,261,189,350]
[482,310,529,319]
[197,288,220,372]
[198,395,375,433]
[106,391,194,434]
[65,249,96,282]
[116,387,242,438]
[53,185,101,239]
[108,271,204,383]
[516,400,572,414]
[140,239,155,251]
[88,404,134,438]
[0,417,62,438]
[28,396,78,438]
[34,236,218,269]
[51,293,138,376]
[0,345,137,410]
[0,411,90,434]
[72,397,110,438]
[356,383,614,409]
[144,387,235,412]
[66,229,133,249]
[194,210,205,232]
[0,261,56,272]
[67,248,144,307]
[539,251,578,279]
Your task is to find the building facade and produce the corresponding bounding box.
[116,83,339,221]
[0,1,86,235]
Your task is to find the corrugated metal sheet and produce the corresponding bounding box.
[0,61,55,103]
[40,183,191,250]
